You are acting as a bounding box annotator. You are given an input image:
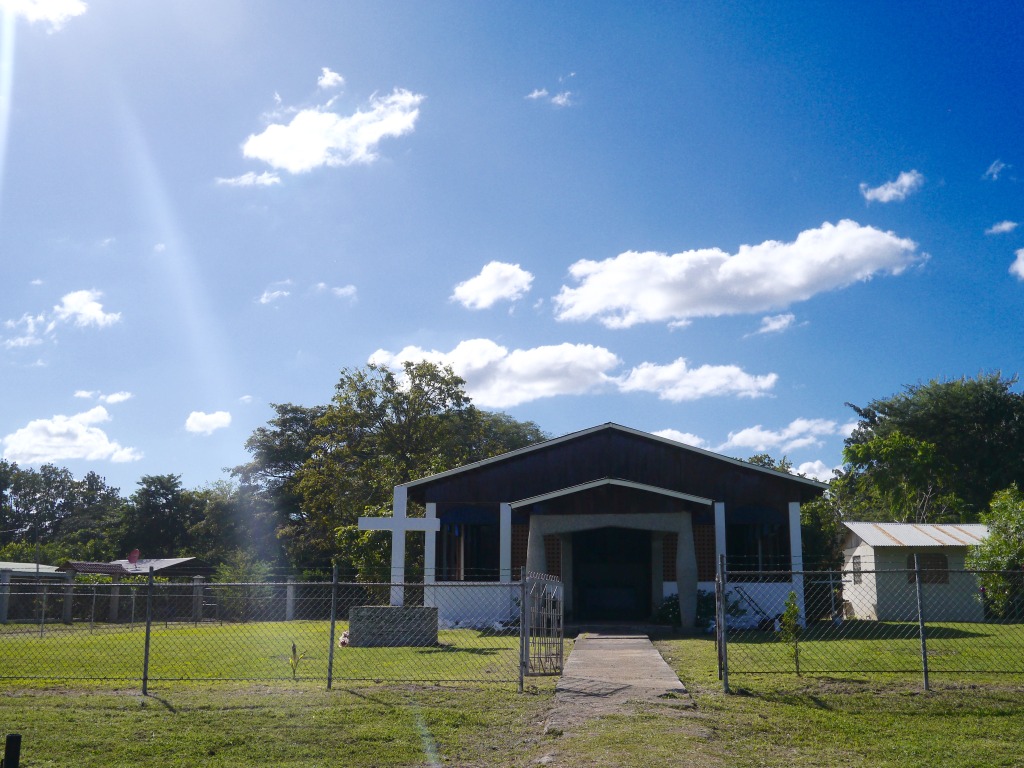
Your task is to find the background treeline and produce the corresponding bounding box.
[0,363,546,579]
[4,366,1024,583]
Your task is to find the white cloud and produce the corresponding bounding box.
[52,290,121,328]
[153,243,166,253]
[258,289,289,304]
[215,171,281,187]
[2,313,46,349]
[317,67,345,90]
[1011,249,1024,281]
[185,410,232,436]
[986,220,1018,235]
[551,92,573,107]
[984,159,1009,180]
[753,313,796,335]
[331,285,357,300]
[451,262,534,309]
[257,280,292,305]
[239,395,254,404]
[719,418,841,453]
[555,220,921,328]
[243,87,424,174]
[30,278,43,286]
[796,460,836,482]
[619,359,778,402]
[526,88,549,100]
[838,420,859,438]
[73,390,132,404]
[653,429,709,449]
[370,339,621,408]
[859,170,925,203]
[2,406,141,464]
[0,0,87,30]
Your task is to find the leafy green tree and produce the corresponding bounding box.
[845,373,1024,521]
[231,403,330,570]
[747,453,794,473]
[967,485,1024,619]
[842,431,964,524]
[119,474,200,558]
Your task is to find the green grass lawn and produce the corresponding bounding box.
[725,619,1024,676]
[0,621,520,684]
[3,636,1024,767]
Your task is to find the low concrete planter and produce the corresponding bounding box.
[348,606,439,647]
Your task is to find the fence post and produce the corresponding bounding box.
[326,564,338,691]
[4,733,22,768]
[142,567,154,696]
[62,572,74,625]
[519,567,528,693]
[913,554,930,691]
[38,581,48,638]
[718,554,730,694]
[286,578,296,621]
[0,570,10,625]
[109,574,121,624]
[192,576,205,625]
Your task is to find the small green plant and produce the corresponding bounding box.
[289,641,306,680]
[779,590,801,675]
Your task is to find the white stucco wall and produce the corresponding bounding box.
[842,545,984,623]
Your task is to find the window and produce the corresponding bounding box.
[907,552,949,584]
[852,555,862,585]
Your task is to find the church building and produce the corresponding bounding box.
[360,423,826,627]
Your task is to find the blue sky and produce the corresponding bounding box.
[2,1,1023,494]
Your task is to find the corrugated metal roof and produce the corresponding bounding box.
[0,561,63,575]
[59,561,130,575]
[109,557,195,574]
[844,522,989,548]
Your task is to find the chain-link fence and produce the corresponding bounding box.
[0,574,529,688]
[717,558,1024,690]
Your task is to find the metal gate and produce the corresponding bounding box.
[519,571,564,691]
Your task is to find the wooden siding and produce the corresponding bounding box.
[406,426,822,512]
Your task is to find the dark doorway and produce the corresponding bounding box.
[572,527,651,621]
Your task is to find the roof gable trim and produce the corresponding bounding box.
[509,478,714,509]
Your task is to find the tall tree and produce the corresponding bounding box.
[843,373,1024,522]
[235,362,546,574]
[119,474,200,558]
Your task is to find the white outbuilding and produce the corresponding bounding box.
[842,522,989,622]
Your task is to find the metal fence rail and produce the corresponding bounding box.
[0,573,526,689]
[717,559,1024,691]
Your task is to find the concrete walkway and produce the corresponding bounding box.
[544,633,691,733]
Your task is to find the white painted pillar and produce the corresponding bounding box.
[425,503,437,585]
[499,503,512,583]
[789,501,804,621]
[714,501,726,574]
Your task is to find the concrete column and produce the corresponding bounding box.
[789,501,805,619]
[1,570,11,624]
[499,503,512,583]
[651,532,664,612]
[525,520,546,576]
[286,578,296,621]
[561,533,573,614]
[62,572,74,624]
[108,574,121,623]
[676,511,698,628]
[714,502,727,571]
[192,576,205,623]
